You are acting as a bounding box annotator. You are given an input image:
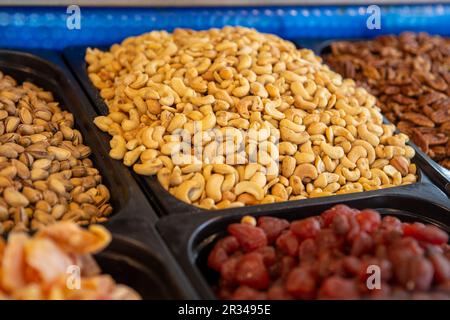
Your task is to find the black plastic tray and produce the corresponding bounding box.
[317,39,450,194]
[64,46,449,217]
[96,234,184,299]
[0,49,197,299]
[156,185,450,299]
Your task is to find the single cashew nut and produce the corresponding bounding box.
[244,163,260,180]
[221,173,236,192]
[348,145,367,163]
[271,183,288,200]
[294,152,315,164]
[280,127,310,145]
[264,101,285,120]
[250,171,267,188]
[293,163,318,182]
[174,179,201,204]
[314,172,339,188]
[141,127,159,149]
[279,142,297,155]
[109,135,127,160]
[390,156,409,176]
[357,124,379,147]
[383,164,399,178]
[140,149,159,163]
[321,142,344,160]
[123,145,146,166]
[342,167,361,182]
[335,99,361,116]
[353,140,376,164]
[205,174,225,202]
[281,156,296,177]
[289,175,305,195]
[213,164,236,175]
[157,167,171,190]
[234,181,264,200]
[94,116,113,132]
[371,168,390,185]
[133,158,163,176]
[331,125,355,142]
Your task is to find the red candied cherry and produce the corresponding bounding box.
[318,276,360,300]
[235,252,270,290]
[267,283,294,300]
[381,216,402,231]
[219,236,240,252]
[371,230,386,247]
[255,246,277,267]
[403,223,449,245]
[346,216,361,243]
[374,244,388,259]
[220,256,240,284]
[291,217,321,239]
[321,204,358,226]
[351,232,374,257]
[389,237,425,282]
[298,238,317,262]
[207,236,239,271]
[230,286,267,300]
[228,223,268,252]
[429,252,450,284]
[316,251,337,279]
[312,252,346,278]
[356,209,381,233]
[286,267,316,300]
[406,256,434,291]
[382,229,403,245]
[343,256,362,276]
[276,230,300,257]
[208,247,228,272]
[398,237,426,256]
[316,229,343,253]
[279,256,297,279]
[258,216,290,244]
[328,258,346,277]
[331,214,350,235]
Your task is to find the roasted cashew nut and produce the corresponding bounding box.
[232,180,264,200]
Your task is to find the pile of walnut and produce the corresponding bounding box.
[86,27,417,210]
[323,33,450,169]
[0,72,112,234]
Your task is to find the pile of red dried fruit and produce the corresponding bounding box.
[207,205,450,299]
[323,33,450,169]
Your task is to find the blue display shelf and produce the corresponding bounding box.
[0,4,448,50]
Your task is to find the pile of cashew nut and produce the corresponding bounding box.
[85,27,417,209]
